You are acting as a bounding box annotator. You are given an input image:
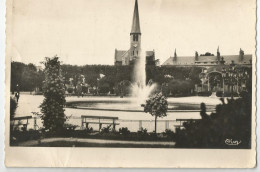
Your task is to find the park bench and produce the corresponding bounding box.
[11,116,32,131]
[81,115,119,131]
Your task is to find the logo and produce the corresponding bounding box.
[225,139,241,146]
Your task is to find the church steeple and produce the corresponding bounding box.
[129,0,142,63]
[131,0,141,35]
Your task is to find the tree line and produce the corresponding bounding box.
[11,62,44,93]
[11,61,202,96]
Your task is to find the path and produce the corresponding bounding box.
[18,137,176,147]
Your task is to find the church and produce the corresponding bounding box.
[114,0,156,66]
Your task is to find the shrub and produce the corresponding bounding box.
[197,91,212,96]
[216,91,223,97]
[89,88,97,95]
[137,127,148,137]
[167,78,194,96]
[82,86,88,94]
[149,131,158,138]
[163,129,175,140]
[85,127,93,133]
[63,123,78,131]
[223,92,239,97]
[175,92,252,148]
[67,87,74,94]
[119,127,130,136]
[100,125,112,134]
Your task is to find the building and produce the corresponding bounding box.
[162,47,252,67]
[114,0,156,66]
[162,47,252,94]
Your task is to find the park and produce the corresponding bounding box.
[9,52,252,148]
[9,0,252,148]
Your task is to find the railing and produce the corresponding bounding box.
[11,116,200,133]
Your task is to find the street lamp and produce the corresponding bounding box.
[229,67,237,99]
[222,66,237,99]
[221,68,227,97]
[199,70,207,92]
[240,69,249,91]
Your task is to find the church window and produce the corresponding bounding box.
[133,34,138,41]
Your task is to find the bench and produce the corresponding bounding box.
[11,116,32,131]
[81,115,119,131]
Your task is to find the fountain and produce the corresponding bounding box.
[130,50,156,105]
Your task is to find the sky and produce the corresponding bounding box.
[10,0,256,66]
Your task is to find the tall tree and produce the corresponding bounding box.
[40,56,66,133]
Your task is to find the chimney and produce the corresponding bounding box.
[173,48,177,61]
[217,46,220,61]
[195,51,198,61]
[220,56,225,65]
[239,48,244,62]
[114,49,117,65]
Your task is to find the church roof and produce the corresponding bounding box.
[131,0,141,34]
[114,50,128,61]
[115,50,154,62]
[162,54,252,66]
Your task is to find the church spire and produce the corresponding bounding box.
[131,0,141,34]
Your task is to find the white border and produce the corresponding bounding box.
[1,0,259,171]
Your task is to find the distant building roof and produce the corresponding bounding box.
[162,56,195,65]
[146,51,154,56]
[162,54,252,66]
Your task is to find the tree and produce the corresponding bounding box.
[11,62,44,92]
[117,80,131,97]
[40,56,66,133]
[76,83,83,97]
[11,62,25,93]
[10,97,17,119]
[143,93,168,133]
[167,78,194,96]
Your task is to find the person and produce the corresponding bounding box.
[15,92,20,102]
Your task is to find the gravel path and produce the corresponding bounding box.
[18,137,176,147]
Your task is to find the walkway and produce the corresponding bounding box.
[18,137,176,147]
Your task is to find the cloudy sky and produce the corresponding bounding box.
[10,0,255,66]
